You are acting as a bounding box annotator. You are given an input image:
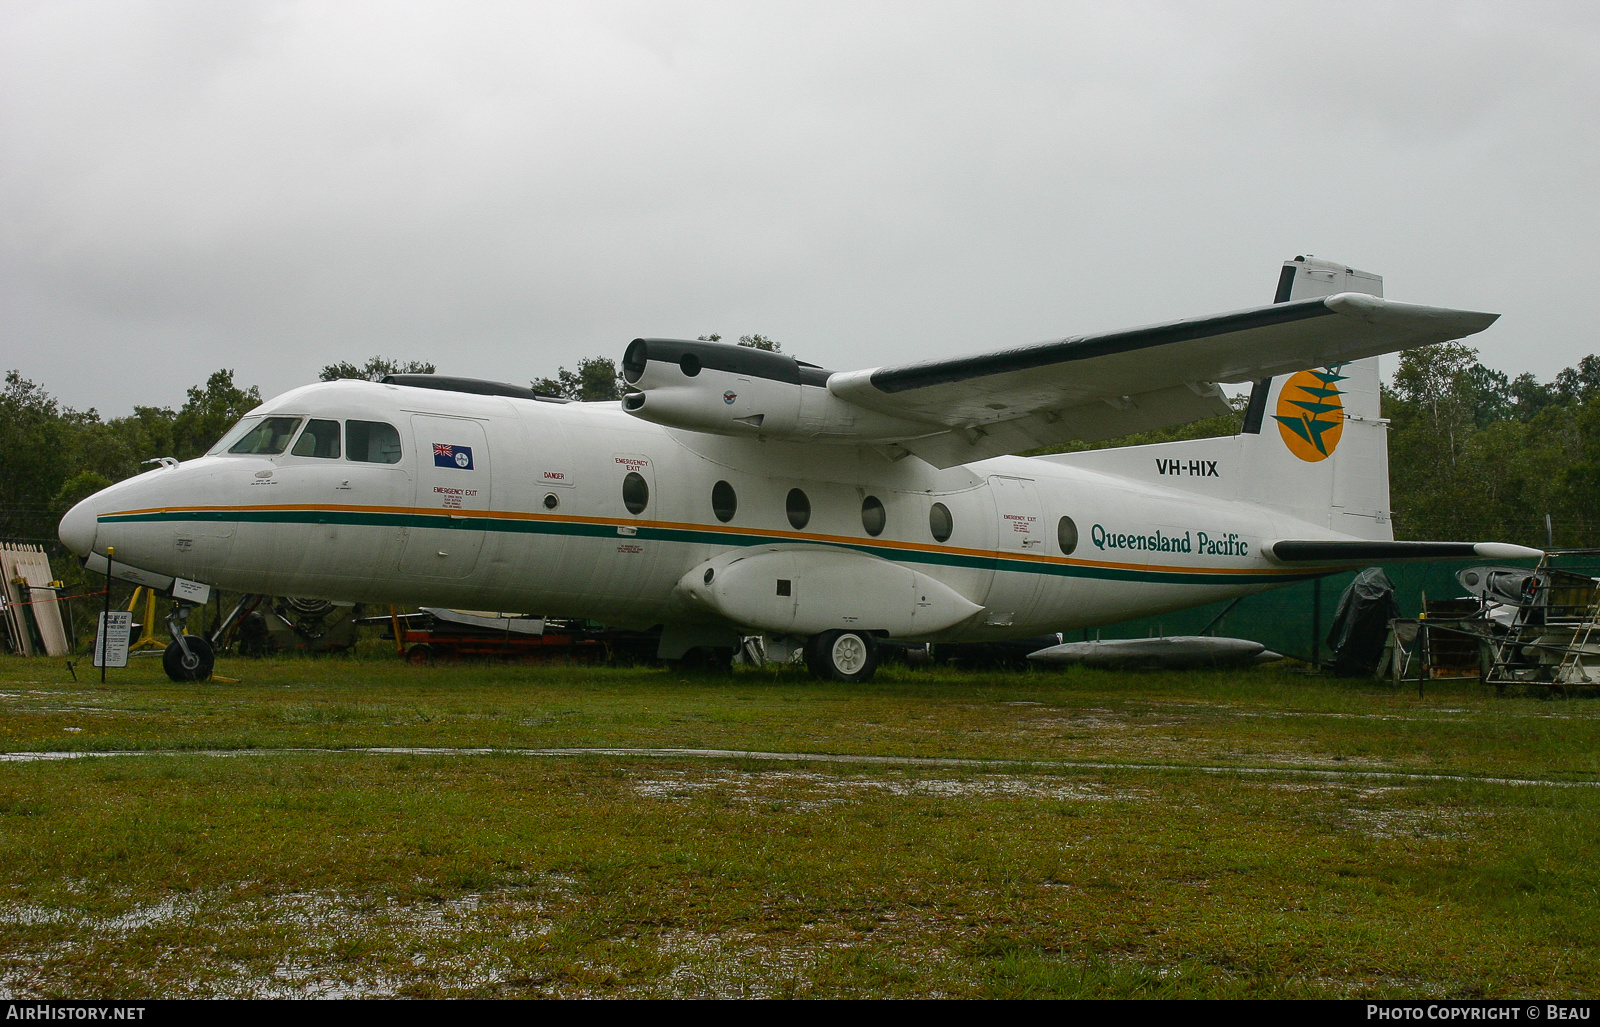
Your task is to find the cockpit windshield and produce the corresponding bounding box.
[208,414,401,462]
[227,416,304,455]
[207,416,264,456]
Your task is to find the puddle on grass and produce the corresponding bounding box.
[652,923,962,999]
[0,885,566,999]
[1254,780,1496,841]
[630,768,1146,809]
[2,745,1594,790]
[1342,807,1492,841]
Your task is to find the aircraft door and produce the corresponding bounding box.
[401,416,492,579]
[984,475,1046,629]
[586,452,661,605]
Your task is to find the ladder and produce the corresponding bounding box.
[1481,552,1550,692]
[1481,550,1600,692]
[1555,588,1600,685]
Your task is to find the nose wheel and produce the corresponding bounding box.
[161,601,215,682]
[805,630,879,682]
[163,635,215,681]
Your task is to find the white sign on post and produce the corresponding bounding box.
[93,610,132,668]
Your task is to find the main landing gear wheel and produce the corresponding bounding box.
[163,635,215,682]
[805,630,879,683]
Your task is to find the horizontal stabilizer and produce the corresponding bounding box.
[1267,540,1544,564]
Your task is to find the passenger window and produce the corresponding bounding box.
[786,488,810,530]
[228,416,303,455]
[1058,516,1079,555]
[291,419,341,459]
[861,496,886,537]
[929,502,953,543]
[346,420,402,464]
[623,472,649,514]
[712,480,737,523]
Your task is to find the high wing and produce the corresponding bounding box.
[825,292,1497,467]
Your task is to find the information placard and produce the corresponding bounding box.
[172,578,211,605]
[93,610,132,668]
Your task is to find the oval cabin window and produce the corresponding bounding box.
[929,502,953,543]
[1058,515,1079,555]
[712,480,737,523]
[861,496,886,537]
[623,472,649,515]
[786,488,811,530]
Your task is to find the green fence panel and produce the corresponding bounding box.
[1068,558,1541,664]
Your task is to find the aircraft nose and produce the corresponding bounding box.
[58,497,99,557]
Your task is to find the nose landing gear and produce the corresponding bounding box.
[161,602,215,682]
[804,630,879,682]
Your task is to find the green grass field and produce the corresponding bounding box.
[1,653,1598,998]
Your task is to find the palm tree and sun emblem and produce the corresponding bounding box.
[1274,367,1346,463]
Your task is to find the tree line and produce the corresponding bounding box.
[3,339,1594,551]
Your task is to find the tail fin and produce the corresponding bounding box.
[1239,256,1391,539]
[1041,256,1393,540]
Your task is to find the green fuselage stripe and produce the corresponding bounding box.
[99,508,1327,586]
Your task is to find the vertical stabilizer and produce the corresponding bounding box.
[1238,256,1391,538]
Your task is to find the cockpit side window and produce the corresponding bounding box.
[291,419,342,459]
[208,416,264,456]
[227,416,304,456]
[346,420,402,464]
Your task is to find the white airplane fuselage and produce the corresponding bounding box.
[63,377,1349,642]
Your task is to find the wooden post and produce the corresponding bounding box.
[1417,623,1427,698]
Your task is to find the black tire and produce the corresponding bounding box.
[803,633,829,678]
[809,630,878,683]
[163,635,215,682]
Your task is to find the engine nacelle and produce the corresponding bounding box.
[620,338,931,443]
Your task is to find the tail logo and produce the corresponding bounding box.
[1274,367,1346,462]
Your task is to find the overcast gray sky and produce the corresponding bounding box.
[2,0,1596,415]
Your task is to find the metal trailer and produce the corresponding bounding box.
[387,607,658,666]
[1375,552,1600,695]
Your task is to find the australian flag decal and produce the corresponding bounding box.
[433,443,474,470]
